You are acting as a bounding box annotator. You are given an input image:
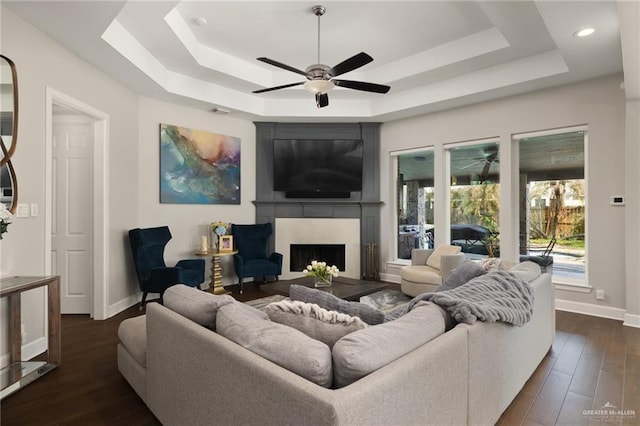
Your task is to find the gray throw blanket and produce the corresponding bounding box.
[394,270,534,326]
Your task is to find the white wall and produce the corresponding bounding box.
[0,6,140,362]
[380,75,631,318]
[137,97,256,287]
[0,7,258,366]
[624,99,640,326]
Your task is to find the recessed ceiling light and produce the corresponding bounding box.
[574,28,595,37]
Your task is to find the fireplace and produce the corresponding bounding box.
[254,123,382,280]
[275,218,361,279]
[290,244,346,272]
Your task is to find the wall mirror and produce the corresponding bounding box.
[1,54,18,214]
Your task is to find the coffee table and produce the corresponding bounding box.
[263,276,387,301]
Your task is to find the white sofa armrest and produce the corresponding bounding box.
[440,253,466,279]
[411,249,433,265]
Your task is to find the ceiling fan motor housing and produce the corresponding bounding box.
[305,64,332,80]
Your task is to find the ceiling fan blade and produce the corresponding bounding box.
[257,57,308,77]
[253,81,305,94]
[332,79,391,94]
[459,159,486,171]
[330,52,373,77]
[315,93,329,108]
[480,159,492,179]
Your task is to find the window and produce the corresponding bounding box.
[448,141,500,259]
[396,149,434,259]
[516,129,586,283]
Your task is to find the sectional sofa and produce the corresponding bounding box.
[118,263,555,425]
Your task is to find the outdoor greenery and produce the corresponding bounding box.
[450,183,500,256]
[531,238,585,250]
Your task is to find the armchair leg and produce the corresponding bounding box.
[139,292,148,311]
[239,277,244,295]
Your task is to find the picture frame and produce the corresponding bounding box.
[219,235,234,252]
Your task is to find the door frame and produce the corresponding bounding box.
[45,87,110,319]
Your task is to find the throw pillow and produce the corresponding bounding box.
[509,261,542,282]
[163,284,234,329]
[289,284,385,325]
[480,257,502,272]
[216,302,333,387]
[437,260,486,292]
[425,245,462,270]
[332,301,445,388]
[265,300,368,348]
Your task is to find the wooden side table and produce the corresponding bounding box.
[194,249,238,295]
[0,276,61,399]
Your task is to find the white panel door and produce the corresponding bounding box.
[51,115,93,314]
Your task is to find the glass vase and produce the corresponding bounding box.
[313,275,332,288]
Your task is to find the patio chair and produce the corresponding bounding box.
[520,237,556,273]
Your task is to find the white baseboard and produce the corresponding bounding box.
[380,272,400,284]
[1,337,48,369]
[623,313,640,328]
[555,298,626,321]
[107,294,140,319]
[23,337,47,361]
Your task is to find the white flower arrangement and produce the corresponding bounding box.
[303,260,340,280]
[0,203,13,240]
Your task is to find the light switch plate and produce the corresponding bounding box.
[16,203,29,218]
[30,203,38,217]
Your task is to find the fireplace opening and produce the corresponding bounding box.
[290,244,346,272]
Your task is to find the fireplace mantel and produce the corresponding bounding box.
[254,122,382,279]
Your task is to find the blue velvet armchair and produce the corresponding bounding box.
[128,226,205,309]
[231,223,283,294]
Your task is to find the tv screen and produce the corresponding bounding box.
[273,139,363,193]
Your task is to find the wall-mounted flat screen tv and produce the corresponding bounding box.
[273,139,363,194]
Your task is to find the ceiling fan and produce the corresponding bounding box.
[252,5,390,108]
[460,147,499,183]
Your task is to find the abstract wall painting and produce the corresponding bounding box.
[160,123,241,204]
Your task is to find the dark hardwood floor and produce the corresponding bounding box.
[1,282,638,426]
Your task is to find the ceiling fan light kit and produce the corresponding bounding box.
[252,5,390,108]
[304,79,334,94]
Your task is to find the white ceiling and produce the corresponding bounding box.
[4,1,630,122]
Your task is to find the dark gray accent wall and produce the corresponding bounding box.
[254,122,382,279]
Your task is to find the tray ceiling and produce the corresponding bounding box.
[4,1,625,121]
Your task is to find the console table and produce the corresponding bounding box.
[0,276,61,399]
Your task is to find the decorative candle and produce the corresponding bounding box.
[200,235,208,251]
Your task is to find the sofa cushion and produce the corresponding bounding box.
[289,284,385,325]
[216,302,333,387]
[332,301,446,388]
[400,264,442,285]
[510,261,542,282]
[437,260,486,292]
[265,300,367,348]
[118,315,147,367]
[426,245,461,270]
[163,284,234,329]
